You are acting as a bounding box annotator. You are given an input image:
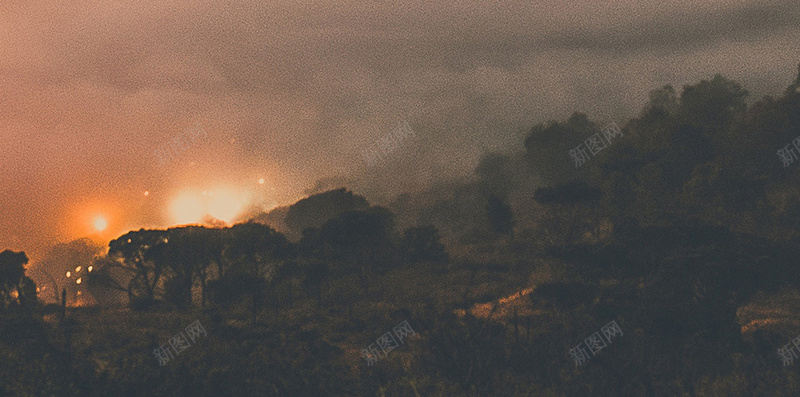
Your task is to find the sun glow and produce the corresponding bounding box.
[93,216,108,232]
[208,190,246,223]
[170,188,250,225]
[170,193,205,224]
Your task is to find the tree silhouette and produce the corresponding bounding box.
[206,271,267,324]
[270,260,304,310]
[486,195,514,237]
[285,188,369,239]
[318,206,396,292]
[300,260,329,305]
[107,229,169,307]
[224,222,292,276]
[0,250,36,313]
[524,112,599,186]
[678,74,748,135]
[534,181,602,244]
[401,225,449,264]
[157,226,221,307]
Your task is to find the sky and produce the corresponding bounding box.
[1,0,799,261]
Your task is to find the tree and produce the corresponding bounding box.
[206,272,267,324]
[644,85,679,118]
[533,181,603,244]
[417,183,486,243]
[284,188,369,239]
[0,250,37,313]
[318,206,396,292]
[678,74,748,137]
[401,225,449,264]
[486,195,515,237]
[35,238,103,305]
[223,223,293,277]
[525,113,599,186]
[107,229,169,307]
[270,260,304,310]
[83,255,129,306]
[157,226,224,307]
[298,227,324,260]
[300,260,329,305]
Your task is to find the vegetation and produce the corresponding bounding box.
[4,66,800,396]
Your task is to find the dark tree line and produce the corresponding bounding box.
[84,195,449,314]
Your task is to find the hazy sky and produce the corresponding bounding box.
[1,0,799,260]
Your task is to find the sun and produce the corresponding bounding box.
[92,216,108,232]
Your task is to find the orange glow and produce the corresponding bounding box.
[170,188,249,225]
[170,193,205,224]
[64,193,121,242]
[93,216,108,231]
[76,278,82,284]
[208,189,246,223]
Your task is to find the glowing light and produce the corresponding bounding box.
[171,193,205,224]
[258,178,265,185]
[66,271,71,278]
[144,191,150,197]
[87,266,93,272]
[76,278,82,284]
[75,266,82,272]
[208,190,245,223]
[170,188,251,225]
[93,216,108,232]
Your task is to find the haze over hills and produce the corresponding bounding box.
[3,0,800,263]
[4,0,800,395]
